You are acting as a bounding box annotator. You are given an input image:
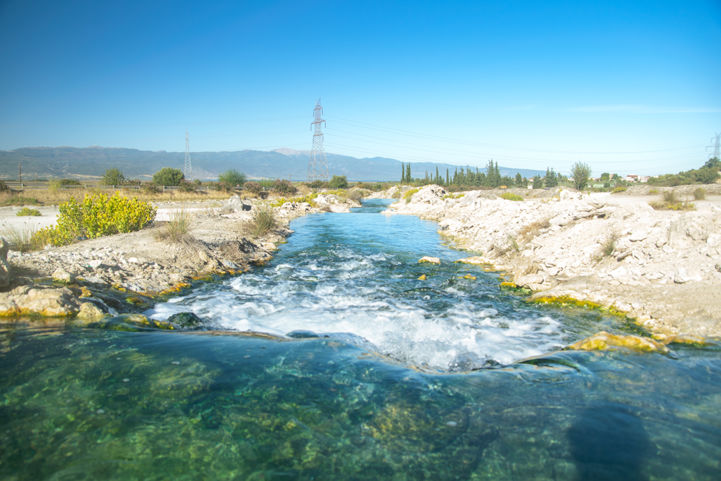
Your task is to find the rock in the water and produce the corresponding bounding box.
[52,268,74,283]
[418,256,441,265]
[75,302,106,324]
[566,331,669,354]
[0,286,80,316]
[0,238,10,289]
[167,311,205,330]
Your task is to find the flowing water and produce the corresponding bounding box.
[1,199,720,480]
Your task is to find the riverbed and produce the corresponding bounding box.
[1,199,720,479]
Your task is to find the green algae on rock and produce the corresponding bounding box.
[566,331,669,354]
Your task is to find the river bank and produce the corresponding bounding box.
[384,184,721,338]
[0,193,360,320]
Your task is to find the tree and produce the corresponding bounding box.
[514,173,522,186]
[532,175,543,189]
[218,169,247,190]
[571,162,591,190]
[153,167,184,186]
[544,168,558,187]
[328,175,348,189]
[102,168,125,186]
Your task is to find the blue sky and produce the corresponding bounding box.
[1,0,719,175]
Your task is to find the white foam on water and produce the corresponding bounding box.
[149,216,574,371]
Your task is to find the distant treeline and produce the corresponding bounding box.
[647,158,720,186]
[400,160,566,189]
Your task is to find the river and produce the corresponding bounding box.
[1,199,720,479]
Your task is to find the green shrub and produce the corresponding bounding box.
[31,193,156,247]
[403,188,419,203]
[16,207,41,216]
[328,175,348,189]
[246,206,277,238]
[500,192,523,201]
[611,186,627,193]
[693,188,706,200]
[153,167,184,186]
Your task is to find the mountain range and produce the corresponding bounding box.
[0,146,544,182]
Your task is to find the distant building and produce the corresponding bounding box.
[624,174,649,183]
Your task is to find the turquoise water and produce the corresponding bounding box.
[1,200,720,480]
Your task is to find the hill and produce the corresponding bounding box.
[0,146,543,182]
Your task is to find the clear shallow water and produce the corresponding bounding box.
[150,199,631,371]
[1,200,721,480]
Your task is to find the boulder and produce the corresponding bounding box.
[418,256,441,265]
[0,286,80,317]
[52,268,74,284]
[167,311,206,330]
[75,302,106,324]
[0,238,10,289]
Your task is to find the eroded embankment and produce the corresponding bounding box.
[0,193,360,323]
[386,185,721,338]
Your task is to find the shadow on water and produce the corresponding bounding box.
[568,403,652,481]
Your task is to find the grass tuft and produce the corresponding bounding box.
[693,188,706,200]
[500,192,523,201]
[2,226,44,252]
[155,211,192,243]
[245,206,277,238]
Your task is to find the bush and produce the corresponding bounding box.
[571,162,591,190]
[403,188,419,203]
[307,180,328,189]
[328,175,348,189]
[246,206,277,238]
[16,207,41,216]
[0,180,9,192]
[243,181,262,194]
[142,183,162,194]
[663,191,677,203]
[178,181,197,193]
[102,168,125,186]
[153,167,184,186]
[693,188,706,200]
[500,192,523,201]
[611,186,627,193]
[31,193,156,247]
[218,170,246,191]
[271,179,297,195]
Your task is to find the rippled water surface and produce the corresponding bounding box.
[2,200,720,480]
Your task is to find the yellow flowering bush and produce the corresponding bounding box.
[32,193,156,247]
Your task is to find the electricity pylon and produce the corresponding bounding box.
[307,99,328,181]
[184,130,192,179]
